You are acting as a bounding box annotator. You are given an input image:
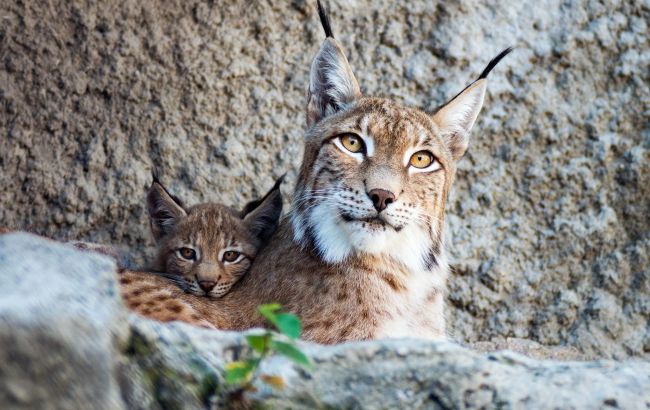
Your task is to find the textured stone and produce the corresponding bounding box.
[132,322,650,409]
[1,233,649,409]
[0,233,129,409]
[468,337,591,361]
[0,0,648,359]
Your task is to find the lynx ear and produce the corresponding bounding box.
[146,173,187,241]
[432,80,487,160]
[307,1,361,127]
[433,47,513,160]
[242,175,284,242]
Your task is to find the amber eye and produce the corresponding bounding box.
[178,247,196,260]
[339,134,365,153]
[222,251,241,263]
[409,151,435,169]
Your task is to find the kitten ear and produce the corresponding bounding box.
[433,47,513,160]
[307,1,361,127]
[242,175,284,242]
[146,172,187,241]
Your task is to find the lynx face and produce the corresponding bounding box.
[147,176,283,298]
[292,7,511,273]
[293,100,454,272]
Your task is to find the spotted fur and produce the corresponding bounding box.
[117,268,216,328]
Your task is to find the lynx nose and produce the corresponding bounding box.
[198,280,216,293]
[367,189,396,213]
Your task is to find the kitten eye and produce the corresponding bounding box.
[409,151,435,169]
[222,251,241,263]
[178,247,196,260]
[339,134,365,153]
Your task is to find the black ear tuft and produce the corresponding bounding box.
[317,0,334,38]
[478,47,513,80]
[150,171,185,209]
[432,46,513,117]
[241,174,285,219]
[151,168,161,185]
[242,175,285,242]
[146,175,187,240]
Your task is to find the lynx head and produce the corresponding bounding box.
[291,1,511,272]
[147,174,283,298]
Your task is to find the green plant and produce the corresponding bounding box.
[225,303,312,391]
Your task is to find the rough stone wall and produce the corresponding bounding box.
[1,0,648,359]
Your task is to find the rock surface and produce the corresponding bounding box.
[1,233,650,409]
[0,233,128,409]
[0,0,648,360]
[468,337,592,361]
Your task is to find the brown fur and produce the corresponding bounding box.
[147,201,257,299]
[117,268,216,328]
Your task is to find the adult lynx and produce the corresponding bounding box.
[205,2,512,343]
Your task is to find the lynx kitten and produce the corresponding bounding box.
[83,175,283,327]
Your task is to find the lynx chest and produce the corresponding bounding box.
[300,263,448,343]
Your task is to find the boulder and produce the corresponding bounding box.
[0,233,128,409]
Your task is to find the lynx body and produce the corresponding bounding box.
[198,3,511,343]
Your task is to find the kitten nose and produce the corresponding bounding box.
[367,189,396,213]
[198,280,216,293]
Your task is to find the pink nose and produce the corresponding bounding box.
[198,281,216,293]
[367,189,396,212]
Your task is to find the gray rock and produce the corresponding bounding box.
[132,322,650,409]
[0,233,129,409]
[1,233,650,409]
[0,0,648,360]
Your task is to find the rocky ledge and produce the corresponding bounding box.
[1,232,648,409]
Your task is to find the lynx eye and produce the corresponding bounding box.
[222,251,241,263]
[409,151,435,169]
[339,134,365,153]
[178,247,196,260]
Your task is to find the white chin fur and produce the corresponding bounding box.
[309,203,353,263]
[300,202,435,271]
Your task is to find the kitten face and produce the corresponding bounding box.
[157,204,257,297]
[147,176,283,298]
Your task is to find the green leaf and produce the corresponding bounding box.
[258,303,282,324]
[225,359,258,384]
[271,340,311,368]
[245,334,269,353]
[274,313,301,340]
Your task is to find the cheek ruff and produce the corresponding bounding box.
[295,181,438,270]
